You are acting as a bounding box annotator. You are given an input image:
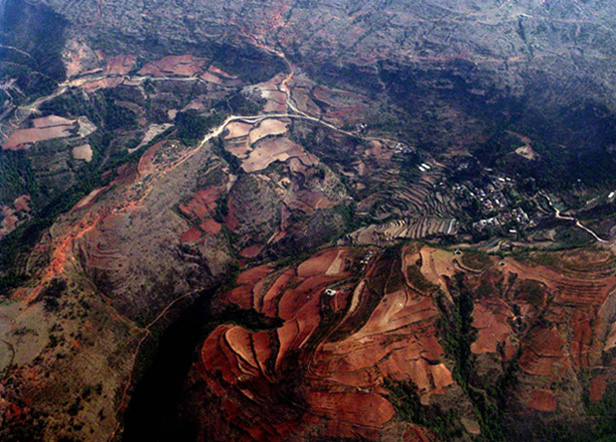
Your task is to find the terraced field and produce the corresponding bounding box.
[350,165,460,244]
[193,246,461,441]
[186,244,616,441]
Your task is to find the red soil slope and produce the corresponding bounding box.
[192,244,616,440]
[178,187,223,242]
[138,55,206,77]
[197,247,454,441]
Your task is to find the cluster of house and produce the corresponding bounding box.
[451,174,537,236]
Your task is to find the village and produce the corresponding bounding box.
[452,173,535,237]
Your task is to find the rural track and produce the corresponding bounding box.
[540,192,607,243]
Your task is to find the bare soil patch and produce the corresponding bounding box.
[515,145,539,160]
[105,54,136,75]
[248,119,288,145]
[138,55,206,77]
[225,122,253,140]
[590,375,608,402]
[4,116,76,150]
[72,144,93,162]
[527,390,557,412]
[80,76,124,92]
[242,137,313,173]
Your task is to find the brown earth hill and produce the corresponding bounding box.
[183,244,616,442]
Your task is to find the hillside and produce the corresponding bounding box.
[172,244,616,441]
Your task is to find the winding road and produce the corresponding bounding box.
[540,192,607,243]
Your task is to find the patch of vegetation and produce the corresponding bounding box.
[440,276,476,387]
[0,409,47,442]
[0,149,40,205]
[472,101,616,192]
[37,278,67,312]
[200,303,283,338]
[0,168,108,276]
[67,396,82,416]
[210,43,287,84]
[226,92,266,115]
[0,272,28,297]
[212,193,229,223]
[406,264,438,292]
[461,251,492,271]
[332,202,362,232]
[534,383,616,442]
[520,248,613,274]
[0,0,68,82]
[385,379,465,440]
[438,275,508,441]
[175,110,225,145]
[576,382,616,441]
[196,163,226,188]
[102,94,138,131]
[514,279,546,305]
[522,374,616,441]
[81,383,102,401]
[39,88,99,123]
[211,137,241,173]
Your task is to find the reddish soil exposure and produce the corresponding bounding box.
[64,42,102,78]
[224,195,240,232]
[471,298,517,360]
[178,187,223,242]
[457,248,616,386]
[570,310,594,368]
[527,390,557,412]
[110,162,140,187]
[200,66,238,85]
[138,55,206,77]
[4,116,76,150]
[519,327,565,377]
[191,245,616,439]
[312,85,368,124]
[196,247,452,441]
[325,104,367,124]
[179,188,222,222]
[590,375,608,402]
[239,245,264,259]
[208,65,236,79]
[0,195,31,239]
[104,54,136,75]
[81,76,125,92]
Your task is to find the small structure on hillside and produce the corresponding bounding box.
[324,288,337,297]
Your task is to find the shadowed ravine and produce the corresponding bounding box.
[121,291,213,442]
[121,288,283,442]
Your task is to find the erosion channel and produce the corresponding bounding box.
[122,288,281,442]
